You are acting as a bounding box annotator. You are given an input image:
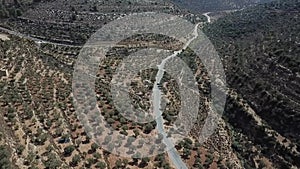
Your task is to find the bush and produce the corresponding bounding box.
[70,154,81,166]
[16,144,25,155]
[44,153,61,169]
[0,146,11,168]
[90,143,99,153]
[96,161,106,169]
[64,145,75,157]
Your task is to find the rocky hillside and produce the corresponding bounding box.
[203,0,300,168]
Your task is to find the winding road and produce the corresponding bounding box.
[152,11,213,168]
[153,22,200,169]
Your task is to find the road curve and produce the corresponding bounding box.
[203,12,212,23]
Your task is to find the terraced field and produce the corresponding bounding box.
[1,0,182,45]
